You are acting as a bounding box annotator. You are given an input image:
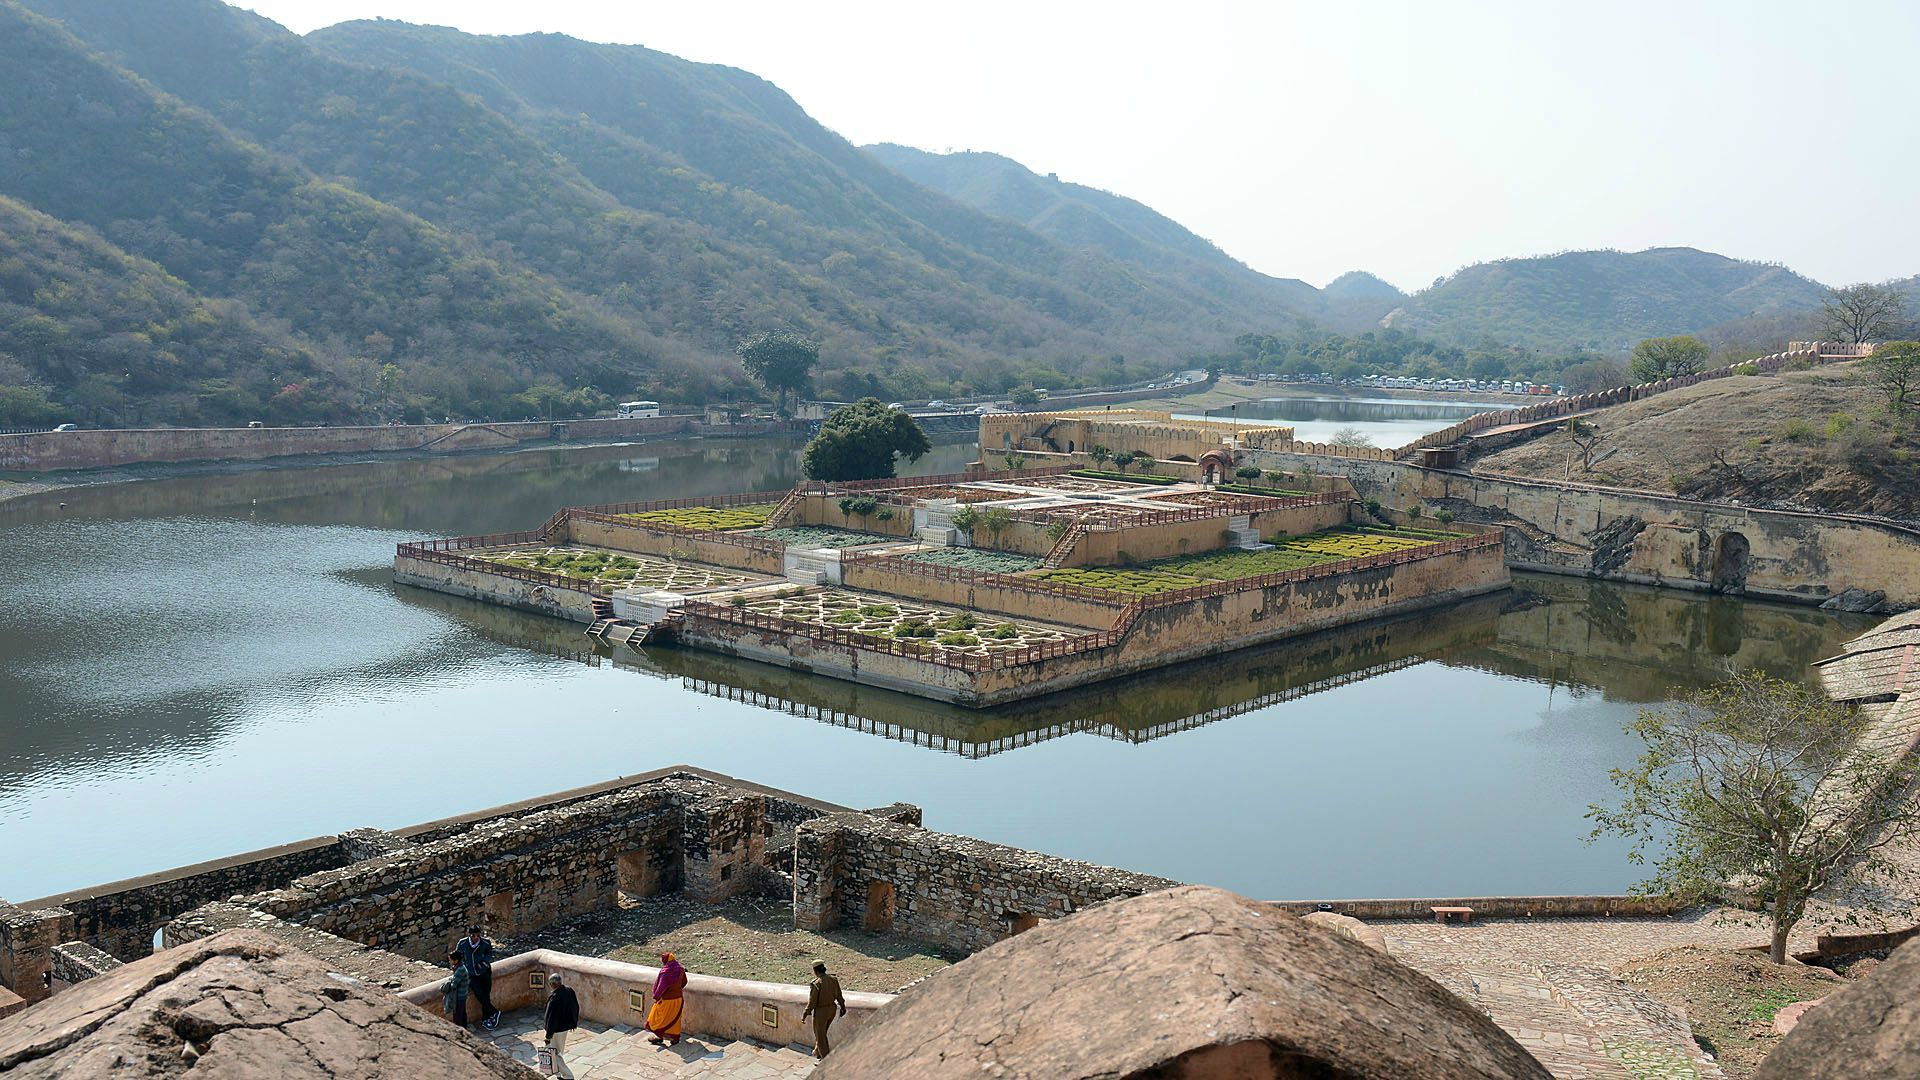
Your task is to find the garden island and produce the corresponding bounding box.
[395,409,1508,705]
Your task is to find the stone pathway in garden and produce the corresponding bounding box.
[479,1010,814,1078]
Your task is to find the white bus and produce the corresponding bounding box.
[616,400,660,419]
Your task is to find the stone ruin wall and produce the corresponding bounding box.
[793,812,1179,954]
[1253,449,1920,609]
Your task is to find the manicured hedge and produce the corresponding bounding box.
[1068,470,1180,486]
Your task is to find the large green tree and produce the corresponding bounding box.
[1628,336,1709,383]
[737,331,819,415]
[1589,671,1919,964]
[801,397,931,481]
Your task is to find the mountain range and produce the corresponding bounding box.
[0,0,1906,427]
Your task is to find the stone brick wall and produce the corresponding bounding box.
[17,836,350,963]
[49,941,123,986]
[794,813,1178,954]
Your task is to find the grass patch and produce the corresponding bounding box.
[1214,483,1314,497]
[937,632,980,646]
[1027,566,1208,595]
[759,525,889,548]
[900,548,1043,573]
[621,503,775,531]
[1068,469,1179,485]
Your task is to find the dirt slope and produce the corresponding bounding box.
[1474,363,1920,521]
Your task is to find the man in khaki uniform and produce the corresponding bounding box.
[801,961,847,1058]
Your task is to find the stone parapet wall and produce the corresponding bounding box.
[794,813,1178,954]
[1268,895,1684,920]
[394,554,599,623]
[48,942,123,987]
[237,782,697,961]
[16,835,350,964]
[398,948,893,1049]
[164,901,441,990]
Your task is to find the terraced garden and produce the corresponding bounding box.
[756,525,895,549]
[894,485,1014,503]
[900,548,1044,573]
[732,590,1078,654]
[1027,527,1468,594]
[476,546,768,591]
[617,503,777,530]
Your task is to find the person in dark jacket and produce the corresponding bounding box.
[442,952,471,1029]
[543,972,581,1079]
[455,926,501,1029]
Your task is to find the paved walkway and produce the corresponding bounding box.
[477,1010,814,1078]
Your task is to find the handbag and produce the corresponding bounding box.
[536,1043,556,1076]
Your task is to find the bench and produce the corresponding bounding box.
[1431,906,1474,925]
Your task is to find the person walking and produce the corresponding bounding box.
[456,925,502,1029]
[541,972,581,1078]
[801,961,846,1059]
[644,952,687,1047]
[442,951,471,1030]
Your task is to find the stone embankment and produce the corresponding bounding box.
[0,415,797,473]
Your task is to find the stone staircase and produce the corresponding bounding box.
[1224,515,1270,551]
[765,488,805,527]
[1040,522,1089,569]
[674,1039,816,1077]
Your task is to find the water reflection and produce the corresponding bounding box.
[1176,395,1489,444]
[0,435,1875,902]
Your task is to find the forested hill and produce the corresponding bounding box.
[1381,248,1831,351]
[0,0,1903,429]
[863,143,1325,320]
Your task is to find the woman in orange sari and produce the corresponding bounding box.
[645,952,687,1047]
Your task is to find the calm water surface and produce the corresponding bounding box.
[1176,395,1491,444]
[0,436,1873,902]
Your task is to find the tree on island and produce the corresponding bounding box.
[1588,670,1920,964]
[801,397,930,481]
[1819,283,1906,344]
[1860,341,1920,417]
[1628,336,1709,383]
[737,330,819,416]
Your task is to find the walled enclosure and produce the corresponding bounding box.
[675,535,1508,705]
[1251,450,1920,609]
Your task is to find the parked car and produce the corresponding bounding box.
[247,420,265,428]
[52,423,77,431]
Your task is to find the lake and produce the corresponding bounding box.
[0,435,1872,903]
[1176,394,1493,446]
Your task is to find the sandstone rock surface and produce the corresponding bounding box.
[0,929,525,1078]
[817,884,1551,1080]
[1757,936,1920,1079]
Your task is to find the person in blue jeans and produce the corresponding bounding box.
[455,925,502,1029]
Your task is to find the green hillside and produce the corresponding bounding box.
[1383,248,1830,351]
[0,196,345,426]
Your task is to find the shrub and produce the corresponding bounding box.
[940,613,978,631]
[949,506,980,532]
[1825,412,1856,438]
[858,604,898,617]
[937,632,980,646]
[893,621,936,638]
[1235,465,1262,480]
[1434,509,1455,524]
[873,506,893,521]
[729,595,747,607]
[988,623,1021,639]
[1731,362,1760,376]
[838,494,880,518]
[1363,498,1382,516]
[1778,418,1819,443]
[1407,505,1424,519]
[1044,519,1072,542]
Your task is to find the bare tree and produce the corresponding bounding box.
[1589,671,1920,963]
[1819,283,1906,344]
[1329,426,1372,448]
[1563,417,1607,478]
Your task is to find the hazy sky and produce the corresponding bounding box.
[238,1,1918,291]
